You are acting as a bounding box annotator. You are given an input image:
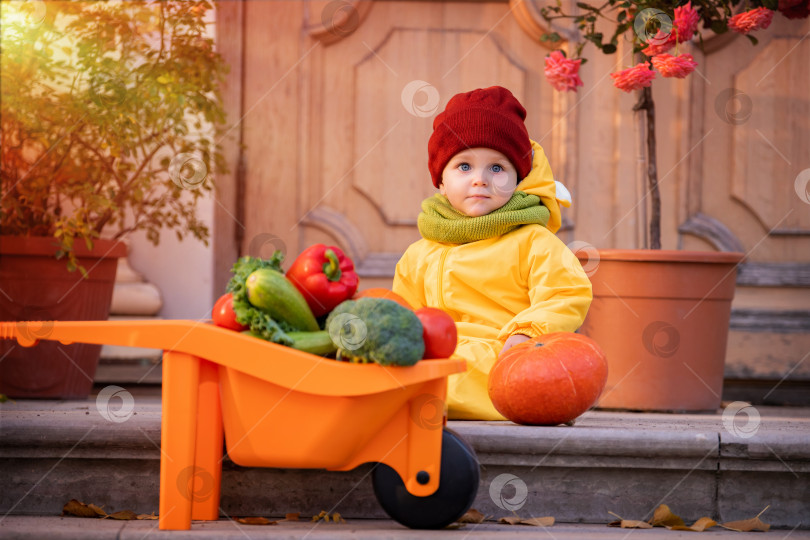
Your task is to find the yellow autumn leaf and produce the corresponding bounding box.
[608,511,653,529]
[520,516,555,527]
[498,515,554,526]
[136,513,158,520]
[62,499,104,518]
[236,516,276,525]
[458,509,486,523]
[721,506,771,532]
[105,510,139,520]
[650,504,685,527]
[312,510,343,523]
[670,517,717,531]
[608,519,653,529]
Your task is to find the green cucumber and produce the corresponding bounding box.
[286,331,337,356]
[245,268,319,332]
[243,329,336,356]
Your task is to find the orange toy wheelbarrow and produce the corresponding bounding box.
[0,320,480,530]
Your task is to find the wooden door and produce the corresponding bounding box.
[214,1,810,398]
[214,0,574,289]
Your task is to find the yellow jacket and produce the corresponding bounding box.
[392,141,592,420]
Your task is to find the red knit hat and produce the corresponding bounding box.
[428,86,532,188]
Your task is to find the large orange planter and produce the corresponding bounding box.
[577,249,744,412]
[0,235,125,398]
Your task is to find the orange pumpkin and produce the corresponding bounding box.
[352,288,413,310]
[488,332,608,426]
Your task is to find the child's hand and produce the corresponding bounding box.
[499,334,531,359]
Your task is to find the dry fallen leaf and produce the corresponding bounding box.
[310,510,344,523]
[608,514,653,529]
[520,516,555,527]
[721,506,771,532]
[284,513,300,521]
[312,510,328,522]
[498,515,554,526]
[106,510,139,520]
[236,516,277,525]
[62,500,151,521]
[458,509,486,524]
[608,511,653,529]
[62,499,107,518]
[670,517,717,532]
[650,504,685,528]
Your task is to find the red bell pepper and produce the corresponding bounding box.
[286,244,359,317]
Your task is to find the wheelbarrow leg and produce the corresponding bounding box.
[191,359,223,521]
[159,351,200,530]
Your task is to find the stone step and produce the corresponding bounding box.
[1,394,808,530]
[2,516,809,540]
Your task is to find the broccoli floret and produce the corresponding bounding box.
[325,297,424,366]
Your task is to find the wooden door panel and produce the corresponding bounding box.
[298,1,566,283]
[731,37,810,237]
[688,17,810,263]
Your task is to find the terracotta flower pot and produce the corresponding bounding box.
[0,235,126,399]
[576,249,744,412]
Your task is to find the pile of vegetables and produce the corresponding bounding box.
[210,244,458,367]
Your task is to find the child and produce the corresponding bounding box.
[392,86,592,420]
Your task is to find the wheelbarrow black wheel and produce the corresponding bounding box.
[372,427,479,529]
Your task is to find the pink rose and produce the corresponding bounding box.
[610,62,657,92]
[674,2,700,42]
[544,51,584,92]
[641,30,676,56]
[728,7,775,34]
[651,53,698,78]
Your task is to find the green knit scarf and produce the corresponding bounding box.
[417,192,550,244]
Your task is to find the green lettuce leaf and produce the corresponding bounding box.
[226,253,295,345]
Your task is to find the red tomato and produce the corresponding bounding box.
[212,292,247,331]
[414,307,458,359]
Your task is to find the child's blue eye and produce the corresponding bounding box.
[491,164,503,173]
[459,163,471,172]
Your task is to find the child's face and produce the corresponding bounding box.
[439,147,519,217]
